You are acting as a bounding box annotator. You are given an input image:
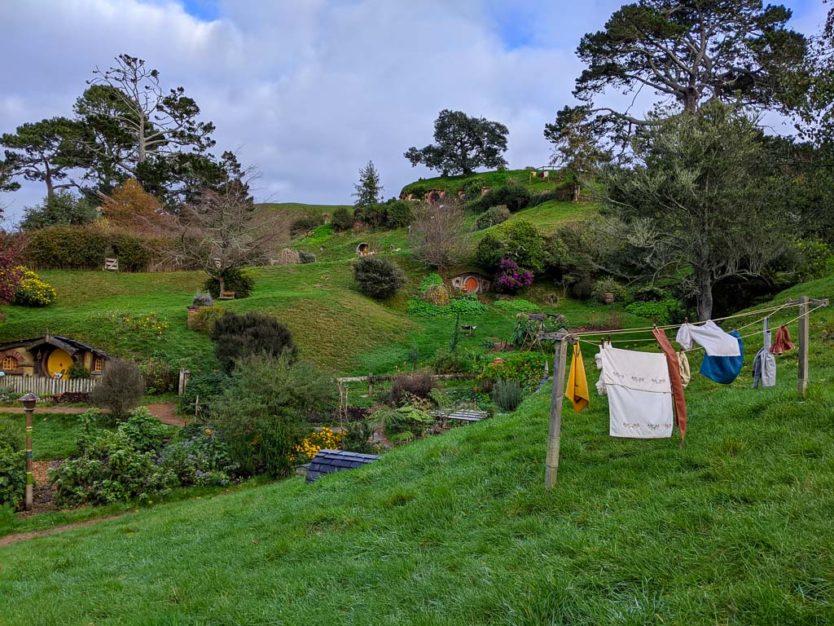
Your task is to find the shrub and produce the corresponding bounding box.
[591,278,628,304]
[91,359,146,419]
[381,200,414,228]
[13,267,56,306]
[625,299,684,325]
[212,311,297,373]
[291,215,322,237]
[299,251,317,264]
[210,354,337,478]
[331,207,354,232]
[192,291,213,307]
[0,425,24,510]
[461,179,483,201]
[67,362,91,379]
[494,258,534,293]
[492,379,523,412]
[178,370,229,418]
[190,304,227,335]
[419,273,444,292]
[475,220,546,272]
[475,205,511,230]
[432,349,484,374]
[341,420,375,454]
[24,225,151,271]
[372,405,434,439]
[354,257,406,299]
[204,267,255,299]
[479,352,548,392]
[116,407,172,453]
[292,426,345,463]
[139,357,178,394]
[160,425,237,487]
[471,183,531,213]
[389,372,436,406]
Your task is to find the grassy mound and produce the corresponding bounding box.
[0,278,831,624]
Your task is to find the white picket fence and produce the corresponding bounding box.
[0,376,99,396]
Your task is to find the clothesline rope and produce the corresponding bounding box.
[575,302,829,353]
[571,301,798,338]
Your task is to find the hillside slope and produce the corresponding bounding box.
[0,276,832,624]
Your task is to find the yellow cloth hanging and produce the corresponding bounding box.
[566,342,590,413]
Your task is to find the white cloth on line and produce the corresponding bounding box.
[675,320,741,357]
[597,344,673,439]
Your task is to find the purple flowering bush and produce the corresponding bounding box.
[494,258,534,293]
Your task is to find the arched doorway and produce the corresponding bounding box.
[46,348,72,377]
[463,276,480,293]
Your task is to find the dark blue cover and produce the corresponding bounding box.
[700,330,744,384]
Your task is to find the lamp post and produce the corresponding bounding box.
[20,392,37,511]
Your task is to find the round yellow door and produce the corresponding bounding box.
[46,349,72,377]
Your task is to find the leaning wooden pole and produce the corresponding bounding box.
[797,295,810,398]
[545,332,569,490]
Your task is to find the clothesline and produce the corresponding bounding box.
[575,302,828,353]
[571,301,796,338]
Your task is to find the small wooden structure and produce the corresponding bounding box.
[104,258,118,271]
[304,449,379,483]
[0,335,108,378]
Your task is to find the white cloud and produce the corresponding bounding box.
[0,0,823,223]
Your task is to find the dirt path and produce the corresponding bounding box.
[0,515,126,548]
[0,403,186,426]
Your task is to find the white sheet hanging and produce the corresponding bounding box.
[597,344,674,439]
[675,320,741,357]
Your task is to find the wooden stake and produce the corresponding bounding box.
[798,295,810,398]
[545,333,569,490]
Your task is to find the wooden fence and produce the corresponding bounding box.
[0,376,99,396]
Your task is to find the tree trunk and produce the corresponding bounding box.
[44,174,55,204]
[696,269,713,321]
[218,274,225,295]
[572,182,580,203]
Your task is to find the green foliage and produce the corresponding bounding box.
[291,216,322,237]
[404,109,509,176]
[478,352,547,391]
[354,200,413,230]
[190,305,227,335]
[492,379,523,412]
[372,405,434,439]
[191,292,213,307]
[418,273,444,292]
[331,207,354,232]
[68,362,91,379]
[493,298,538,313]
[353,160,383,208]
[20,192,98,231]
[160,425,237,487]
[475,220,546,272]
[103,311,170,340]
[13,267,57,306]
[178,370,229,417]
[50,409,176,507]
[388,372,436,406]
[354,256,406,299]
[625,299,684,325]
[24,225,151,271]
[210,354,337,478]
[432,349,483,374]
[138,357,178,394]
[407,294,486,317]
[591,278,628,304]
[461,179,483,201]
[475,205,511,230]
[298,251,316,264]
[469,183,531,213]
[211,311,297,373]
[204,267,254,299]
[0,425,24,510]
[91,359,146,419]
[777,238,831,283]
[341,420,375,454]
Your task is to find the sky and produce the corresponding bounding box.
[0,0,828,224]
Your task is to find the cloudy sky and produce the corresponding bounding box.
[0,0,827,223]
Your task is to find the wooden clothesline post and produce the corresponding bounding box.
[541,330,571,490]
[785,296,829,399]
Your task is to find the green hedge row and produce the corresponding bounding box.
[24,225,153,272]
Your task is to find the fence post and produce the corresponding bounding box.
[545,332,570,490]
[798,295,810,398]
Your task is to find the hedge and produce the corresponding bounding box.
[24,225,152,271]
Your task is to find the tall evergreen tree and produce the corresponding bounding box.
[353,160,383,208]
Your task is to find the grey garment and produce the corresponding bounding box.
[753,319,776,388]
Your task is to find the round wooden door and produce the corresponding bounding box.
[463,276,479,293]
[46,349,72,377]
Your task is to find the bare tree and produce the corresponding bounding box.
[169,180,282,293]
[409,200,468,270]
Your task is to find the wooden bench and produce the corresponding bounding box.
[434,409,489,425]
[218,291,236,300]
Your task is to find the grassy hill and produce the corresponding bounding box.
[400,168,564,197]
[0,275,831,624]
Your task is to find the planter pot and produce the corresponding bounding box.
[186,306,200,329]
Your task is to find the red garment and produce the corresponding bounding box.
[770,325,794,355]
[652,328,687,444]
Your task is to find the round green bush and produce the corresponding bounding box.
[475,205,511,230]
[354,257,406,299]
[204,267,255,299]
[331,207,354,232]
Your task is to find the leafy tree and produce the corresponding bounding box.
[405,109,509,176]
[99,179,171,236]
[0,235,24,304]
[544,106,611,201]
[604,102,788,320]
[212,312,297,373]
[353,160,383,208]
[1,118,88,202]
[331,207,354,232]
[20,191,98,231]
[91,359,146,419]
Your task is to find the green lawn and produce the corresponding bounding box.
[400,168,564,197]
[0,413,89,460]
[0,280,832,622]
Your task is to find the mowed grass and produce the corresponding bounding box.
[0,299,832,623]
[0,413,89,460]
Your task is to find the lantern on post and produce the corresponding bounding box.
[20,392,37,511]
